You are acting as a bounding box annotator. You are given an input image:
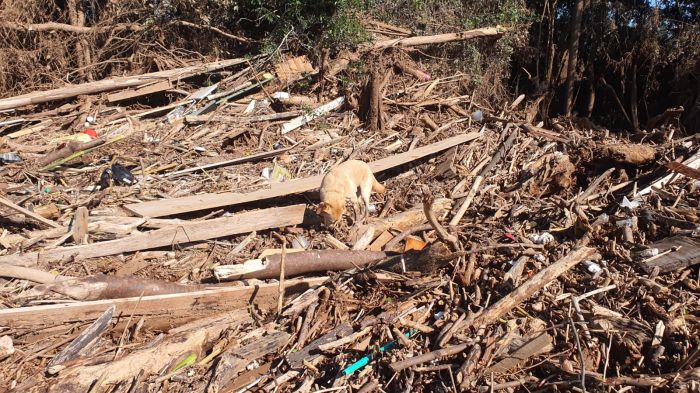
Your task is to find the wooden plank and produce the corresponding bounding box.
[107,80,172,102]
[0,195,62,228]
[0,277,326,330]
[638,235,700,273]
[125,132,481,218]
[0,204,306,266]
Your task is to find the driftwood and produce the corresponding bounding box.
[207,331,290,393]
[49,311,252,392]
[26,274,204,301]
[0,204,305,266]
[215,242,453,280]
[350,198,452,245]
[0,264,65,283]
[125,133,480,217]
[46,305,115,375]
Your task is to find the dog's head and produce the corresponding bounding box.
[316,201,345,226]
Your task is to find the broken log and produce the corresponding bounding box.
[0,264,64,284]
[26,274,204,301]
[0,277,326,330]
[214,250,387,280]
[0,204,305,266]
[125,133,480,218]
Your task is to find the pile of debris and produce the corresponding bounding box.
[1,24,699,393]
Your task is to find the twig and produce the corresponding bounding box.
[569,316,587,393]
[390,343,471,372]
[422,186,460,250]
[277,236,287,316]
[114,289,146,360]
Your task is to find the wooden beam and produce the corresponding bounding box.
[107,80,172,102]
[0,195,62,228]
[0,277,326,330]
[0,204,306,266]
[0,57,252,111]
[125,132,481,217]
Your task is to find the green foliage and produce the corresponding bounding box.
[226,0,370,49]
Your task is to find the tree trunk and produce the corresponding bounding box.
[586,64,595,117]
[565,0,585,116]
[630,62,640,132]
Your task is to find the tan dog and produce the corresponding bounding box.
[317,160,385,225]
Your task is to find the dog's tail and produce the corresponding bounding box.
[372,176,386,194]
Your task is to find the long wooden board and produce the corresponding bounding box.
[0,204,305,266]
[0,277,326,330]
[125,132,481,217]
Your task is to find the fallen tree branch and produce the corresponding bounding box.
[458,247,597,331]
[373,27,505,49]
[0,57,253,111]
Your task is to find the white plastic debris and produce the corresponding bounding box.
[621,196,641,209]
[0,336,14,359]
[616,218,633,227]
[582,260,602,274]
[471,110,483,122]
[291,235,309,249]
[368,204,378,213]
[533,253,546,262]
[529,232,555,245]
[261,167,272,179]
[243,99,257,115]
[194,146,206,153]
[272,91,290,100]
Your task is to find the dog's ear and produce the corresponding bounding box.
[315,202,327,215]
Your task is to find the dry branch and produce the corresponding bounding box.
[373,27,505,49]
[0,57,252,111]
